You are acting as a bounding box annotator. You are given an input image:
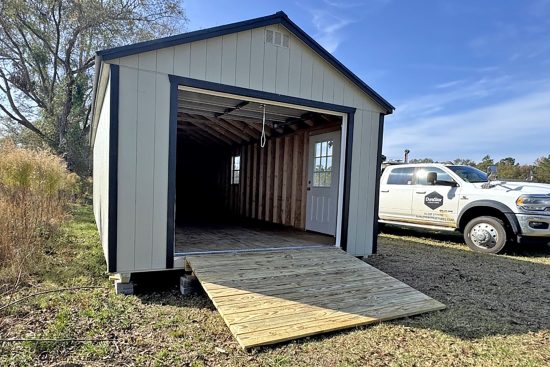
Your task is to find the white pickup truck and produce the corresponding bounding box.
[379,164,550,253]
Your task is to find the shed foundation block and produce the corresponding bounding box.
[180,273,198,296]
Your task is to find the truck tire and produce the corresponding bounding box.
[463,216,508,254]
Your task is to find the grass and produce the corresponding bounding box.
[1,204,549,366]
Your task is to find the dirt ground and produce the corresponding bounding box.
[1,206,549,366]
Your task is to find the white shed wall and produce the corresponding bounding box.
[93,78,111,263]
[107,23,385,272]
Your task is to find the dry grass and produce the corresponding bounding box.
[0,141,78,290]
[1,207,549,366]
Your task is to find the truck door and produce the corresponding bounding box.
[379,166,415,222]
[411,167,461,227]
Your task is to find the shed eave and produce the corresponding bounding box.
[94,11,394,114]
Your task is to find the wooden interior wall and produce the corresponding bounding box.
[227,129,311,229]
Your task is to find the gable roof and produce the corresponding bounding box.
[96,11,394,114]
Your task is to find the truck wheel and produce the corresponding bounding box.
[463,216,507,254]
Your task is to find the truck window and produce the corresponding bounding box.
[387,167,414,185]
[415,167,454,185]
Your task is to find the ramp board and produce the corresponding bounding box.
[186,247,445,348]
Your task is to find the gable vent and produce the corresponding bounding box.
[265,30,289,48]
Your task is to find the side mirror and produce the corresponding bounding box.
[487,165,498,176]
[427,172,437,185]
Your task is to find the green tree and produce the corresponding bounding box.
[0,0,187,175]
[409,158,434,163]
[534,155,550,183]
[453,158,477,166]
[476,155,495,173]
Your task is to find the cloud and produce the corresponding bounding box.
[307,0,391,53]
[383,86,550,164]
[310,10,353,53]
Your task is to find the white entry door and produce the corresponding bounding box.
[306,131,341,235]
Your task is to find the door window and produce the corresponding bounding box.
[313,140,333,187]
[415,167,454,185]
[386,167,415,185]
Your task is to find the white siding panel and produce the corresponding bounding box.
[333,76,344,105]
[235,31,252,88]
[93,78,110,264]
[221,34,237,85]
[173,43,191,77]
[205,37,222,82]
[288,36,302,97]
[117,66,138,272]
[138,51,157,72]
[322,69,335,103]
[119,55,139,68]
[275,44,290,95]
[311,58,323,101]
[189,41,207,80]
[263,43,277,92]
[249,27,265,90]
[152,74,170,269]
[134,70,156,270]
[299,49,313,99]
[354,110,371,255]
[156,47,174,75]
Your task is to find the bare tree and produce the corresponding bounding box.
[0,0,187,174]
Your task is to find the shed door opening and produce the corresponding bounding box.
[174,88,343,255]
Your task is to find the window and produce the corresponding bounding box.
[387,167,414,185]
[415,167,455,185]
[231,155,240,184]
[447,165,487,183]
[313,140,334,187]
[265,29,290,48]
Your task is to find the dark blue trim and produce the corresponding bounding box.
[166,82,179,269]
[340,112,355,252]
[170,76,357,114]
[167,76,357,260]
[108,65,120,273]
[371,113,385,254]
[96,11,394,114]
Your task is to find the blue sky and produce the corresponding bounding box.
[185,0,550,164]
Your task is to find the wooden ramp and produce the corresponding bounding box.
[186,247,445,348]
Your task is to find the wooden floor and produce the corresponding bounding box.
[175,223,334,254]
[186,247,446,349]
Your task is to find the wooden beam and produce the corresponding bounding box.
[197,115,251,142]
[188,121,234,145]
[282,135,293,225]
[265,139,274,222]
[215,101,249,118]
[187,118,243,144]
[222,119,260,140]
[273,137,284,224]
[300,132,309,229]
[245,119,273,137]
[258,143,267,221]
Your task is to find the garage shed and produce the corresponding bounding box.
[91,11,394,278]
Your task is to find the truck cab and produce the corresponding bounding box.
[379,164,550,253]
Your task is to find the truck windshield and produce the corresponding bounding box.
[447,166,488,183]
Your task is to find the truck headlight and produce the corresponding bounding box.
[516,195,550,212]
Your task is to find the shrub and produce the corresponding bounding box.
[0,141,78,289]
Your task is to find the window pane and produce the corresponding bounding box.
[327,141,333,156]
[415,167,454,185]
[234,156,240,169]
[315,142,321,157]
[315,157,322,172]
[387,167,414,185]
[321,142,327,156]
[313,172,321,186]
[326,171,332,187]
[326,157,332,171]
[321,157,327,171]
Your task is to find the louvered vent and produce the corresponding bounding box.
[265,30,289,48]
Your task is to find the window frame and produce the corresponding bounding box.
[414,167,458,186]
[312,139,334,188]
[230,155,241,185]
